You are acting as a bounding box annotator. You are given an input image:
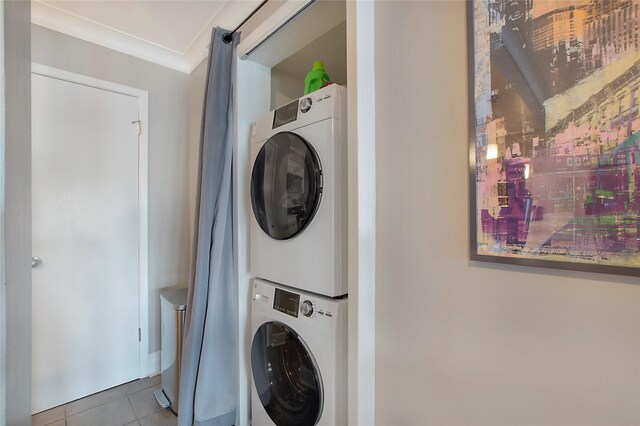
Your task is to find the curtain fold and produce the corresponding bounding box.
[178,27,239,426]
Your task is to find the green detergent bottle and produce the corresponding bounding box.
[304,61,330,95]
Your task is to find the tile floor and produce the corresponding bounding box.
[31,375,178,426]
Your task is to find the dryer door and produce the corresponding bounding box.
[251,321,323,426]
[251,131,322,240]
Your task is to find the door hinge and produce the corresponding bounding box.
[132,120,142,136]
[138,328,142,342]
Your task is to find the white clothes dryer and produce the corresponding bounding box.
[249,84,347,297]
[250,279,347,426]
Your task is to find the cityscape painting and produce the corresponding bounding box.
[469,0,640,276]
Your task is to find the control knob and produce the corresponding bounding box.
[301,300,314,317]
[300,97,312,113]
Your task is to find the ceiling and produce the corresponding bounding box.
[39,1,227,53]
[31,0,267,73]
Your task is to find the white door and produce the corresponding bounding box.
[31,72,141,413]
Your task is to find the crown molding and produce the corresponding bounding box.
[31,0,318,74]
[31,1,191,74]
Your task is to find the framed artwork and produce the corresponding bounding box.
[468,0,640,276]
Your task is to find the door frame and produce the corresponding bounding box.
[31,63,150,378]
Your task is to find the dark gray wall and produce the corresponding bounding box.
[374,2,640,425]
[4,1,32,424]
[31,24,191,355]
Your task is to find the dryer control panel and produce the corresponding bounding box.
[264,84,344,136]
[272,90,333,130]
[272,99,299,129]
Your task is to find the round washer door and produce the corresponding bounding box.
[251,321,323,426]
[251,132,322,240]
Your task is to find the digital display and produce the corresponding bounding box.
[273,288,300,318]
[272,100,299,129]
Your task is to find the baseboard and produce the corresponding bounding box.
[147,351,161,377]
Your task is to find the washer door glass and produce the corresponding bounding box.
[251,321,323,426]
[251,132,322,240]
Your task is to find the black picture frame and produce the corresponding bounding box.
[467,0,640,276]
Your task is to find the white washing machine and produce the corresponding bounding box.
[250,279,347,426]
[249,84,347,297]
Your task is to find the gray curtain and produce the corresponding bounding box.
[178,27,239,426]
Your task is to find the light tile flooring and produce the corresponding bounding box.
[31,375,178,426]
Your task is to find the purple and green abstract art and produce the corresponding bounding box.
[469,0,640,275]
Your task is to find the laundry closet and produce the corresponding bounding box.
[225,1,360,424]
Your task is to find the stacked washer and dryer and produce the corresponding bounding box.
[248,84,348,426]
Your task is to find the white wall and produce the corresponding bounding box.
[31,25,191,356]
[346,1,376,424]
[235,57,271,426]
[3,1,32,424]
[1,5,5,422]
[374,2,640,425]
[270,69,300,110]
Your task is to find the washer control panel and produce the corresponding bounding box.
[273,287,299,318]
[262,282,338,320]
